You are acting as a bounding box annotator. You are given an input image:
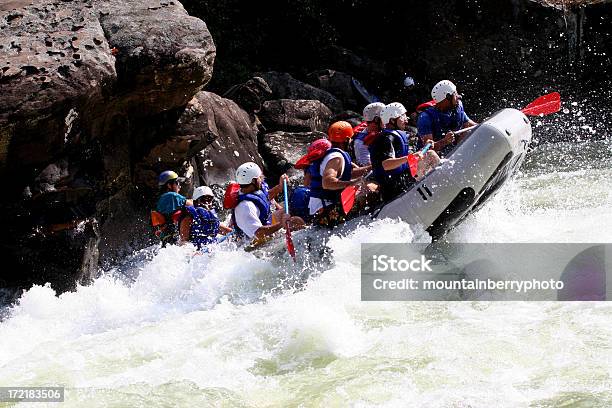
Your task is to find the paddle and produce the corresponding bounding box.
[450,92,562,137]
[520,92,561,116]
[340,170,373,215]
[282,179,296,262]
[341,185,359,215]
[408,143,433,178]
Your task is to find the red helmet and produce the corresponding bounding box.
[294,139,332,169]
[328,121,354,143]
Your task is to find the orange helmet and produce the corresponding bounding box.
[327,121,354,143]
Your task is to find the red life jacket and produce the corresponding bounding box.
[353,121,367,133]
[416,99,436,113]
[223,182,241,209]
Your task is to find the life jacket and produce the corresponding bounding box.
[309,148,352,203]
[289,186,311,218]
[416,99,436,113]
[223,182,241,209]
[151,209,183,244]
[184,206,220,249]
[353,129,368,142]
[353,121,368,134]
[231,181,272,237]
[369,129,410,182]
[419,102,466,145]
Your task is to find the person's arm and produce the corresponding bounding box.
[374,135,406,171]
[268,174,289,200]
[235,202,285,241]
[254,221,285,241]
[456,109,477,142]
[219,224,233,234]
[179,216,192,244]
[303,170,312,187]
[459,104,477,129]
[322,158,360,190]
[351,164,372,177]
[167,193,193,212]
[382,156,410,171]
[417,111,448,153]
[423,132,454,151]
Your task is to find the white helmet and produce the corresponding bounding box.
[380,102,407,126]
[403,76,415,87]
[235,162,263,185]
[363,102,386,122]
[431,80,457,103]
[193,185,214,201]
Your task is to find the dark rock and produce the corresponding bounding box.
[320,46,390,87]
[137,91,263,189]
[257,71,343,113]
[260,130,326,179]
[0,0,216,292]
[5,218,100,293]
[179,91,263,186]
[95,0,215,115]
[306,69,363,111]
[33,160,69,194]
[96,188,154,267]
[331,110,363,128]
[223,76,273,114]
[258,99,333,133]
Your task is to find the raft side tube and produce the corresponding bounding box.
[374,108,532,235]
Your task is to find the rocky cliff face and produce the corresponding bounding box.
[0,0,218,291]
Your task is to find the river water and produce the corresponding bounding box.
[1,127,611,406]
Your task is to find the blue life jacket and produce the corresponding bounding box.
[354,130,368,142]
[234,181,272,237]
[309,148,352,203]
[289,186,311,218]
[419,102,466,147]
[184,206,220,249]
[370,129,410,182]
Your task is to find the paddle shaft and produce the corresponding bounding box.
[283,179,290,214]
[282,179,296,261]
[216,231,234,244]
[452,125,477,136]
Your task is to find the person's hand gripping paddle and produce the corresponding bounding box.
[340,170,373,215]
[407,143,433,178]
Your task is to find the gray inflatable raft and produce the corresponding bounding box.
[373,108,532,239]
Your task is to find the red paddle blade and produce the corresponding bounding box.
[285,223,296,261]
[521,92,561,116]
[407,154,420,177]
[341,185,359,215]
